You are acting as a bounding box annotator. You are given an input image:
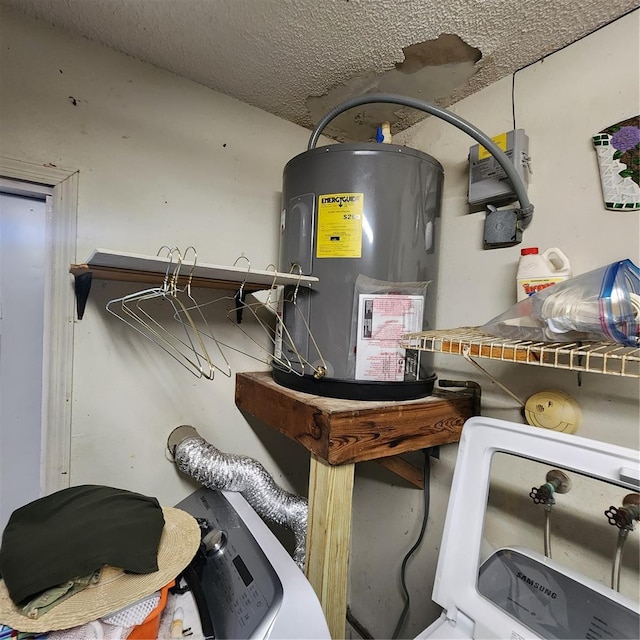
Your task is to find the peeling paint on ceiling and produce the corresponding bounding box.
[1,0,637,141]
[307,35,483,141]
[398,35,482,73]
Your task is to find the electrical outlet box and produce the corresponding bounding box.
[483,207,522,248]
[468,129,529,206]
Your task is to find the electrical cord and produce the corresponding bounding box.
[391,450,431,639]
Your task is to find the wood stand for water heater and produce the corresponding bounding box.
[235,371,476,639]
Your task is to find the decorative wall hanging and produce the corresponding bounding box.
[592,115,640,211]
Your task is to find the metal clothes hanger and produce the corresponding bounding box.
[222,262,309,375]
[106,247,216,379]
[124,248,213,366]
[167,254,296,372]
[110,247,215,378]
[276,264,327,379]
[220,264,302,375]
[169,246,232,378]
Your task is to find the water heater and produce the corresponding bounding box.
[276,142,443,400]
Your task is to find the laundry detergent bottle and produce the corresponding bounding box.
[516,247,571,302]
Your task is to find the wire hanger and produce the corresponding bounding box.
[111,246,215,378]
[168,254,299,373]
[219,259,307,374]
[106,247,216,379]
[169,246,232,378]
[276,263,327,379]
[128,247,217,380]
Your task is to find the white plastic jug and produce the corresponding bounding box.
[516,247,571,302]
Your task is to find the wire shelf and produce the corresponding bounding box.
[401,327,640,378]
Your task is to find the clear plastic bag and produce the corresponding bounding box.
[347,275,430,379]
[482,259,640,346]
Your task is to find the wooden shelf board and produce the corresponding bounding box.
[69,263,266,293]
[70,248,318,292]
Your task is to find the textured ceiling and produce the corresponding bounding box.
[2,0,637,141]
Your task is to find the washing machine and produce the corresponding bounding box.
[416,417,640,640]
[166,488,329,639]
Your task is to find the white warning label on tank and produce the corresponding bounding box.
[355,294,424,381]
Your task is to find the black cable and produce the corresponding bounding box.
[511,71,517,131]
[391,450,431,639]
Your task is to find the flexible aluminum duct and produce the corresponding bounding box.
[167,425,308,568]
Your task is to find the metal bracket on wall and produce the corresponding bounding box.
[73,271,93,320]
[438,377,482,416]
[460,345,525,407]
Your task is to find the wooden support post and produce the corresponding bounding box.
[305,455,355,640]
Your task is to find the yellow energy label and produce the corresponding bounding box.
[316,193,364,258]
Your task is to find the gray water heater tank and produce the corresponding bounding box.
[276,142,443,400]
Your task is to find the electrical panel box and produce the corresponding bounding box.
[468,129,529,206]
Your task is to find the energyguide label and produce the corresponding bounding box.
[316,192,363,258]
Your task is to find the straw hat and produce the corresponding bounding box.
[0,507,200,633]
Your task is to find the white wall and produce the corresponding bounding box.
[0,5,318,508]
[350,11,640,638]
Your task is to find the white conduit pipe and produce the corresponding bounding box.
[167,425,308,568]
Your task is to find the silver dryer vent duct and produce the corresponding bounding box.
[167,425,308,568]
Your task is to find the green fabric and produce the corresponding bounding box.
[20,569,101,619]
[0,485,165,606]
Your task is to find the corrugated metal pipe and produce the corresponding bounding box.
[167,425,308,568]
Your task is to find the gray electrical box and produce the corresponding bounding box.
[468,129,529,206]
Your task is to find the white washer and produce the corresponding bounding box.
[416,417,640,640]
[169,488,330,639]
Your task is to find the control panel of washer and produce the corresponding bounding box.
[177,488,284,639]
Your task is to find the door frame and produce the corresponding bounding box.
[0,157,78,495]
